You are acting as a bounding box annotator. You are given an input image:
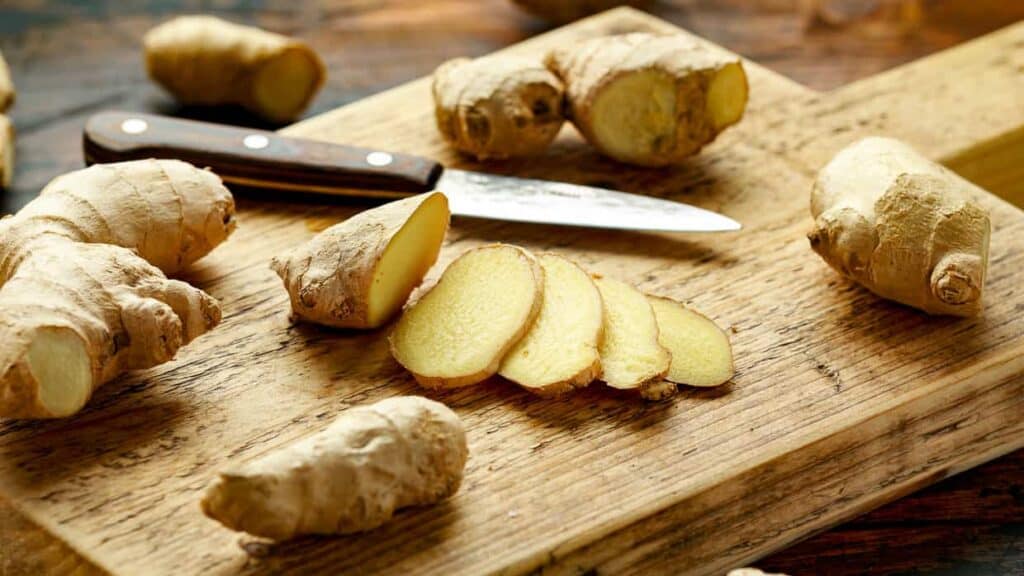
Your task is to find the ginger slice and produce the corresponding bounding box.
[594,276,671,399]
[390,244,543,388]
[499,253,603,396]
[648,296,734,388]
[272,192,450,329]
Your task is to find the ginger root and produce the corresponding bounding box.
[510,0,652,24]
[201,396,467,540]
[271,192,450,329]
[594,276,671,399]
[809,137,990,316]
[433,56,565,160]
[648,296,733,388]
[546,33,748,166]
[499,253,603,396]
[390,244,543,389]
[144,16,326,123]
[0,159,235,418]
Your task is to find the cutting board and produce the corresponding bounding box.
[2,8,1023,576]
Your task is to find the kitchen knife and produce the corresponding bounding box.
[83,111,741,233]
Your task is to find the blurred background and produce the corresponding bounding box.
[0,1,1022,574]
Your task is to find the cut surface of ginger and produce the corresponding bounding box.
[499,254,603,395]
[594,276,670,395]
[390,244,543,388]
[648,296,734,388]
[367,193,450,326]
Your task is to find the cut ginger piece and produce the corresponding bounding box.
[594,276,671,399]
[499,253,603,396]
[272,192,450,329]
[390,244,543,388]
[648,296,734,388]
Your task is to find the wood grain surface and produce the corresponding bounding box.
[0,2,1022,575]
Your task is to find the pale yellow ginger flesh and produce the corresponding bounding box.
[201,396,467,540]
[271,192,450,329]
[546,33,748,166]
[0,114,12,189]
[510,0,651,24]
[144,16,325,122]
[0,50,13,113]
[648,296,733,388]
[390,244,543,389]
[0,159,236,419]
[433,56,565,160]
[809,137,990,316]
[593,276,671,399]
[499,253,603,396]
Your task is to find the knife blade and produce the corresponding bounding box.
[83,111,741,232]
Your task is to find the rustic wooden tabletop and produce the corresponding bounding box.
[0,1,1021,574]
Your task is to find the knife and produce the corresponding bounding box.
[82,111,741,233]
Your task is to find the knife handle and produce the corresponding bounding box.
[83,111,443,197]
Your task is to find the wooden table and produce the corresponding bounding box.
[0,1,1021,574]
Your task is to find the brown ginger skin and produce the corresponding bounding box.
[0,159,235,418]
[809,137,990,316]
[546,33,748,166]
[433,56,566,160]
[270,192,450,329]
[144,16,326,123]
[201,396,468,540]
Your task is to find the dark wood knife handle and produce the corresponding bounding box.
[83,111,443,197]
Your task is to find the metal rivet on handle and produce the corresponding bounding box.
[120,119,148,135]
[243,134,270,150]
[366,151,393,167]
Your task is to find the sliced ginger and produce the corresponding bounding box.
[594,276,671,399]
[144,16,325,122]
[499,253,603,396]
[390,244,543,388]
[272,192,450,329]
[648,296,733,388]
[546,33,748,166]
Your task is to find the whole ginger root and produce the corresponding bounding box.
[201,396,468,540]
[546,33,748,166]
[433,56,566,160]
[0,159,235,418]
[809,137,990,316]
[144,16,325,123]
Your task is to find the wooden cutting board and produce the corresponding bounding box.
[2,8,1023,576]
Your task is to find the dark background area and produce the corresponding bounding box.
[0,1,1021,574]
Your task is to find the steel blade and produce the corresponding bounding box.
[436,169,741,232]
